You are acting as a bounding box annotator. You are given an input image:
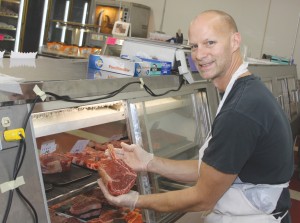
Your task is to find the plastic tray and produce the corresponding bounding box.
[43,164,93,186]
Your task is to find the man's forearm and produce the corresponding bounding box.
[147,156,199,183]
[136,186,212,213]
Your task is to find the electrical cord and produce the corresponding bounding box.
[2,97,39,223]
[45,76,185,103]
[45,81,141,103]
[2,137,25,223]
[15,135,38,223]
[143,76,185,97]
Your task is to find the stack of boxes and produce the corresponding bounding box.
[88,54,172,78]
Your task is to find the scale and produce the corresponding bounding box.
[175,49,204,83]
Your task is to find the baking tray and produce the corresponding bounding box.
[43,164,93,186]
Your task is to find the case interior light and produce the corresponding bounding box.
[79,2,88,46]
[61,0,70,43]
[39,0,49,47]
[14,0,25,51]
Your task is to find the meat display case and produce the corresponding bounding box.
[0,57,298,222]
[0,57,218,223]
[38,0,150,58]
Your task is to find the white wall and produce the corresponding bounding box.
[128,0,300,77]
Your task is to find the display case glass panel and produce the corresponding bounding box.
[278,78,292,120]
[40,0,101,58]
[287,77,298,120]
[128,90,211,222]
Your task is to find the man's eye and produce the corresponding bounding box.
[206,41,216,46]
[190,44,198,50]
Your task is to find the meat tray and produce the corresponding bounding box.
[44,183,53,192]
[43,164,93,186]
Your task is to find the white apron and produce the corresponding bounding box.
[198,63,289,223]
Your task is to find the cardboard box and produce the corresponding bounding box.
[88,54,135,76]
[134,57,172,77]
[120,39,177,67]
[87,68,128,79]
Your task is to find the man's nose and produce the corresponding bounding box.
[193,46,207,61]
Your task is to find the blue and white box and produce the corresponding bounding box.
[133,57,172,77]
[88,54,135,76]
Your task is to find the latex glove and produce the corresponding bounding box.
[98,179,139,210]
[104,142,154,172]
[120,142,154,172]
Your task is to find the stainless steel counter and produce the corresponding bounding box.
[0,57,88,81]
[0,58,197,112]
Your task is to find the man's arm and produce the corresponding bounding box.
[120,142,199,183]
[147,156,199,183]
[136,161,237,212]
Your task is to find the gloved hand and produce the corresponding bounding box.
[120,142,154,172]
[98,179,139,210]
[104,142,154,172]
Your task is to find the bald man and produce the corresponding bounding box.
[98,10,293,223]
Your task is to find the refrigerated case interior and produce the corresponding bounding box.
[30,88,213,223]
[126,90,212,223]
[40,0,102,58]
[0,0,27,54]
[40,0,150,58]
[85,0,150,50]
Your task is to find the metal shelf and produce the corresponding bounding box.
[46,174,99,206]
[52,20,100,32]
[32,103,125,138]
[2,0,20,4]
[0,12,18,18]
[0,38,16,41]
[0,26,16,31]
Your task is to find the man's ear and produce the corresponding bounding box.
[231,32,241,52]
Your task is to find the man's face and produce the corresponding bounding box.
[188,16,235,81]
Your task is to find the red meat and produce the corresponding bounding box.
[40,153,72,174]
[94,209,125,223]
[49,209,82,223]
[49,209,66,223]
[98,144,137,196]
[84,187,110,205]
[66,147,107,170]
[94,139,130,151]
[78,209,102,219]
[69,195,102,216]
[63,217,82,223]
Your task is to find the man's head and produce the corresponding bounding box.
[188,10,242,90]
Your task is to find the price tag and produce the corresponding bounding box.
[106,37,117,45]
[41,140,57,155]
[70,140,89,154]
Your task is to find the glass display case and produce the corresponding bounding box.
[38,0,150,58]
[0,57,218,222]
[85,0,150,49]
[0,58,298,222]
[39,0,100,58]
[127,90,212,222]
[0,0,27,55]
[30,88,213,223]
